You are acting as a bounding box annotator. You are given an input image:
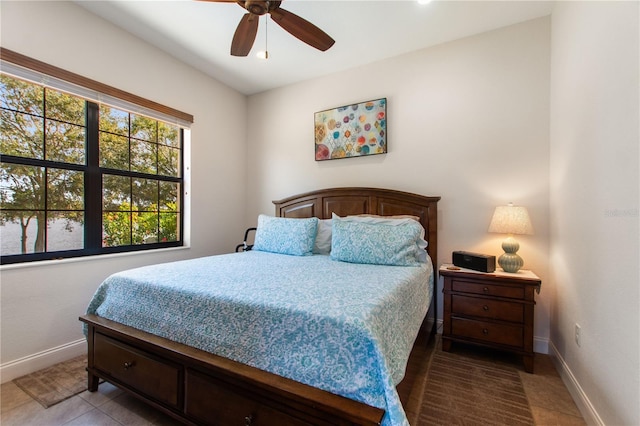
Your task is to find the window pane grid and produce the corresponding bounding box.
[1,107,45,160]
[98,109,181,178]
[0,74,44,116]
[0,163,84,256]
[45,120,86,165]
[102,174,180,248]
[1,73,184,264]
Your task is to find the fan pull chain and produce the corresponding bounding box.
[264,15,269,59]
[257,15,269,59]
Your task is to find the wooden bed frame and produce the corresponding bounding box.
[80,187,440,426]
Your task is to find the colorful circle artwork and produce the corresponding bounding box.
[315,144,330,160]
[314,98,387,161]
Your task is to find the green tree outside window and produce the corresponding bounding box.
[1,74,183,263]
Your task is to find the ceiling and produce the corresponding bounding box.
[76,1,554,95]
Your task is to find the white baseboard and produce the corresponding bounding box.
[548,341,604,426]
[534,336,549,354]
[0,339,86,384]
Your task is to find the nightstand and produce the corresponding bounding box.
[440,264,542,373]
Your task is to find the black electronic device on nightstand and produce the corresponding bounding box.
[452,251,496,273]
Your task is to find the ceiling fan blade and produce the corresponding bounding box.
[231,13,259,56]
[269,8,335,52]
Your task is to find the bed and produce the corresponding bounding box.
[80,187,440,426]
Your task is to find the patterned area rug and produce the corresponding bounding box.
[417,341,535,425]
[13,355,88,408]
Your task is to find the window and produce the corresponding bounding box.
[0,51,191,264]
[98,105,182,248]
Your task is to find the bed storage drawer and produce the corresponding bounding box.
[185,369,312,426]
[94,334,180,408]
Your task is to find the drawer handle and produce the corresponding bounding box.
[482,287,489,293]
[483,305,489,311]
[123,361,135,370]
[245,414,253,426]
[482,328,489,335]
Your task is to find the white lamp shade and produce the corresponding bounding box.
[488,203,534,235]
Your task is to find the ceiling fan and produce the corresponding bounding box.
[201,0,335,56]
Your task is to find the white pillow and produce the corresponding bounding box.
[313,219,332,255]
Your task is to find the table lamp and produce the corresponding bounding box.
[488,203,534,273]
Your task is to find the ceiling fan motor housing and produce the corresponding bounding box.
[242,0,269,15]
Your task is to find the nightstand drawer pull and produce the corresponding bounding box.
[483,305,489,311]
[123,361,135,370]
[483,287,489,293]
[482,328,489,335]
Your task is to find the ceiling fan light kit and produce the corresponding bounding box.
[202,0,335,57]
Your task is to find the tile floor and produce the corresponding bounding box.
[1,380,181,426]
[1,351,586,426]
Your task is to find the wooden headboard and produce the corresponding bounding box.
[273,187,440,266]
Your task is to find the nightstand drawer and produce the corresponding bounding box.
[451,317,523,348]
[94,334,180,408]
[451,294,524,322]
[452,279,525,299]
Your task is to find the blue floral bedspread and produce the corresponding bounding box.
[86,251,433,426]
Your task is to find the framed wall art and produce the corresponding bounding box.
[314,98,387,161]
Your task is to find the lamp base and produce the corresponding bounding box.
[498,252,524,273]
[499,236,524,273]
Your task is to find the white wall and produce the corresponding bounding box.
[0,1,247,381]
[549,2,639,425]
[246,17,552,351]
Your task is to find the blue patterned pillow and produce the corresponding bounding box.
[253,215,318,256]
[330,214,424,266]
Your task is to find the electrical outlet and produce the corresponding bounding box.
[575,323,581,347]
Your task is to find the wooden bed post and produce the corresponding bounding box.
[85,323,100,392]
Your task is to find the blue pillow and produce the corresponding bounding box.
[252,215,318,256]
[330,214,424,266]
